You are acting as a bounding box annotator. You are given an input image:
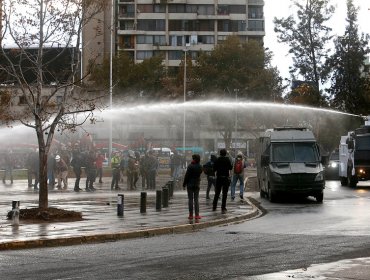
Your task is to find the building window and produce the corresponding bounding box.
[248,5,264,19]
[137,35,166,45]
[153,35,166,45]
[168,4,186,13]
[137,19,165,31]
[229,5,246,14]
[137,51,153,60]
[119,4,135,17]
[197,5,214,15]
[218,20,246,32]
[198,35,214,44]
[198,20,214,31]
[217,5,229,15]
[119,20,135,30]
[137,4,153,13]
[137,35,152,44]
[248,20,264,31]
[168,50,183,60]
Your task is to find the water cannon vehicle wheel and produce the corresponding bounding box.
[268,185,276,203]
[315,191,324,203]
[347,170,357,188]
[260,189,266,198]
[340,177,348,186]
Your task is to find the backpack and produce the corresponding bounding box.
[234,159,243,174]
[203,161,213,176]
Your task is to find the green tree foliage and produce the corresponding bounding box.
[284,82,326,106]
[274,0,335,91]
[325,0,370,114]
[89,53,165,100]
[195,36,283,101]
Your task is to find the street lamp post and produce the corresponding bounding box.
[109,0,114,162]
[234,89,238,156]
[183,49,187,164]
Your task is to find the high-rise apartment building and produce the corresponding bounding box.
[82,0,264,74]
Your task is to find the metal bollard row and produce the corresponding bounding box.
[116,180,178,216]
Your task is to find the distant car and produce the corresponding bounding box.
[325,149,340,180]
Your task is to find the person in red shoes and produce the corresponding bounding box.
[183,154,203,220]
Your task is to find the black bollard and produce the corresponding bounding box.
[117,194,124,217]
[162,187,169,208]
[156,190,162,211]
[140,192,147,214]
[168,180,174,198]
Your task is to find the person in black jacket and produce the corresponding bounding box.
[203,154,217,199]
[212,149,233,214]
[71,148,83,192]
[183,154,203,220]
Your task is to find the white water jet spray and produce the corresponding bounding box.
[0,100,363,157]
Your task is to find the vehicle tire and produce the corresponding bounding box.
[347,170,357,188]
[260,189,265,198]
[315,192,324,203]
[268,186,276,203]
[340,177,347,186]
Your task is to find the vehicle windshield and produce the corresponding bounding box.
[355,135,370,151]
[272,142,318,163]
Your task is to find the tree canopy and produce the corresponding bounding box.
[274,0,335,91]
[325,0,370,114]
[195,36,284,101]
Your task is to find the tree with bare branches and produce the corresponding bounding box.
[0,0,107,210]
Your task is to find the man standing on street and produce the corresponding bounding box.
[212,148,232,214]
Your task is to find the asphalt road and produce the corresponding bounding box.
[2,180,370,280]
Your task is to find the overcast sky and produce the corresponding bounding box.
[264,0,370,81]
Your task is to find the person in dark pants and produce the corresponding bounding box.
[147,150,158,190]
[95,151,105,183]
[71,149,84,192]
[203,154,217,199]
[183,154,203,220]
[212,149,233,214]
[85,150,97,192]
[140,153,149,189]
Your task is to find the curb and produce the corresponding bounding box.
[0,197,264,251]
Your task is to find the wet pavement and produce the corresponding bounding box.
[0,173,260,250]
[2,171,370,279]
[245,257,370,280]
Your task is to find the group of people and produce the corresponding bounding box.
[110,150,159,191]
[183,149,248,220]
[25,146,105,192]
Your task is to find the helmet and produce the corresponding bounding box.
[55,155,61,161]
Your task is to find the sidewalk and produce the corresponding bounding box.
[0,174,261,250]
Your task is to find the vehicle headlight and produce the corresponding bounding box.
[330,161,338,168]
[271,172,283,182]
[315,172,324,181]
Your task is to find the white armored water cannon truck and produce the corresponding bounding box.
[339,116,370,188]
